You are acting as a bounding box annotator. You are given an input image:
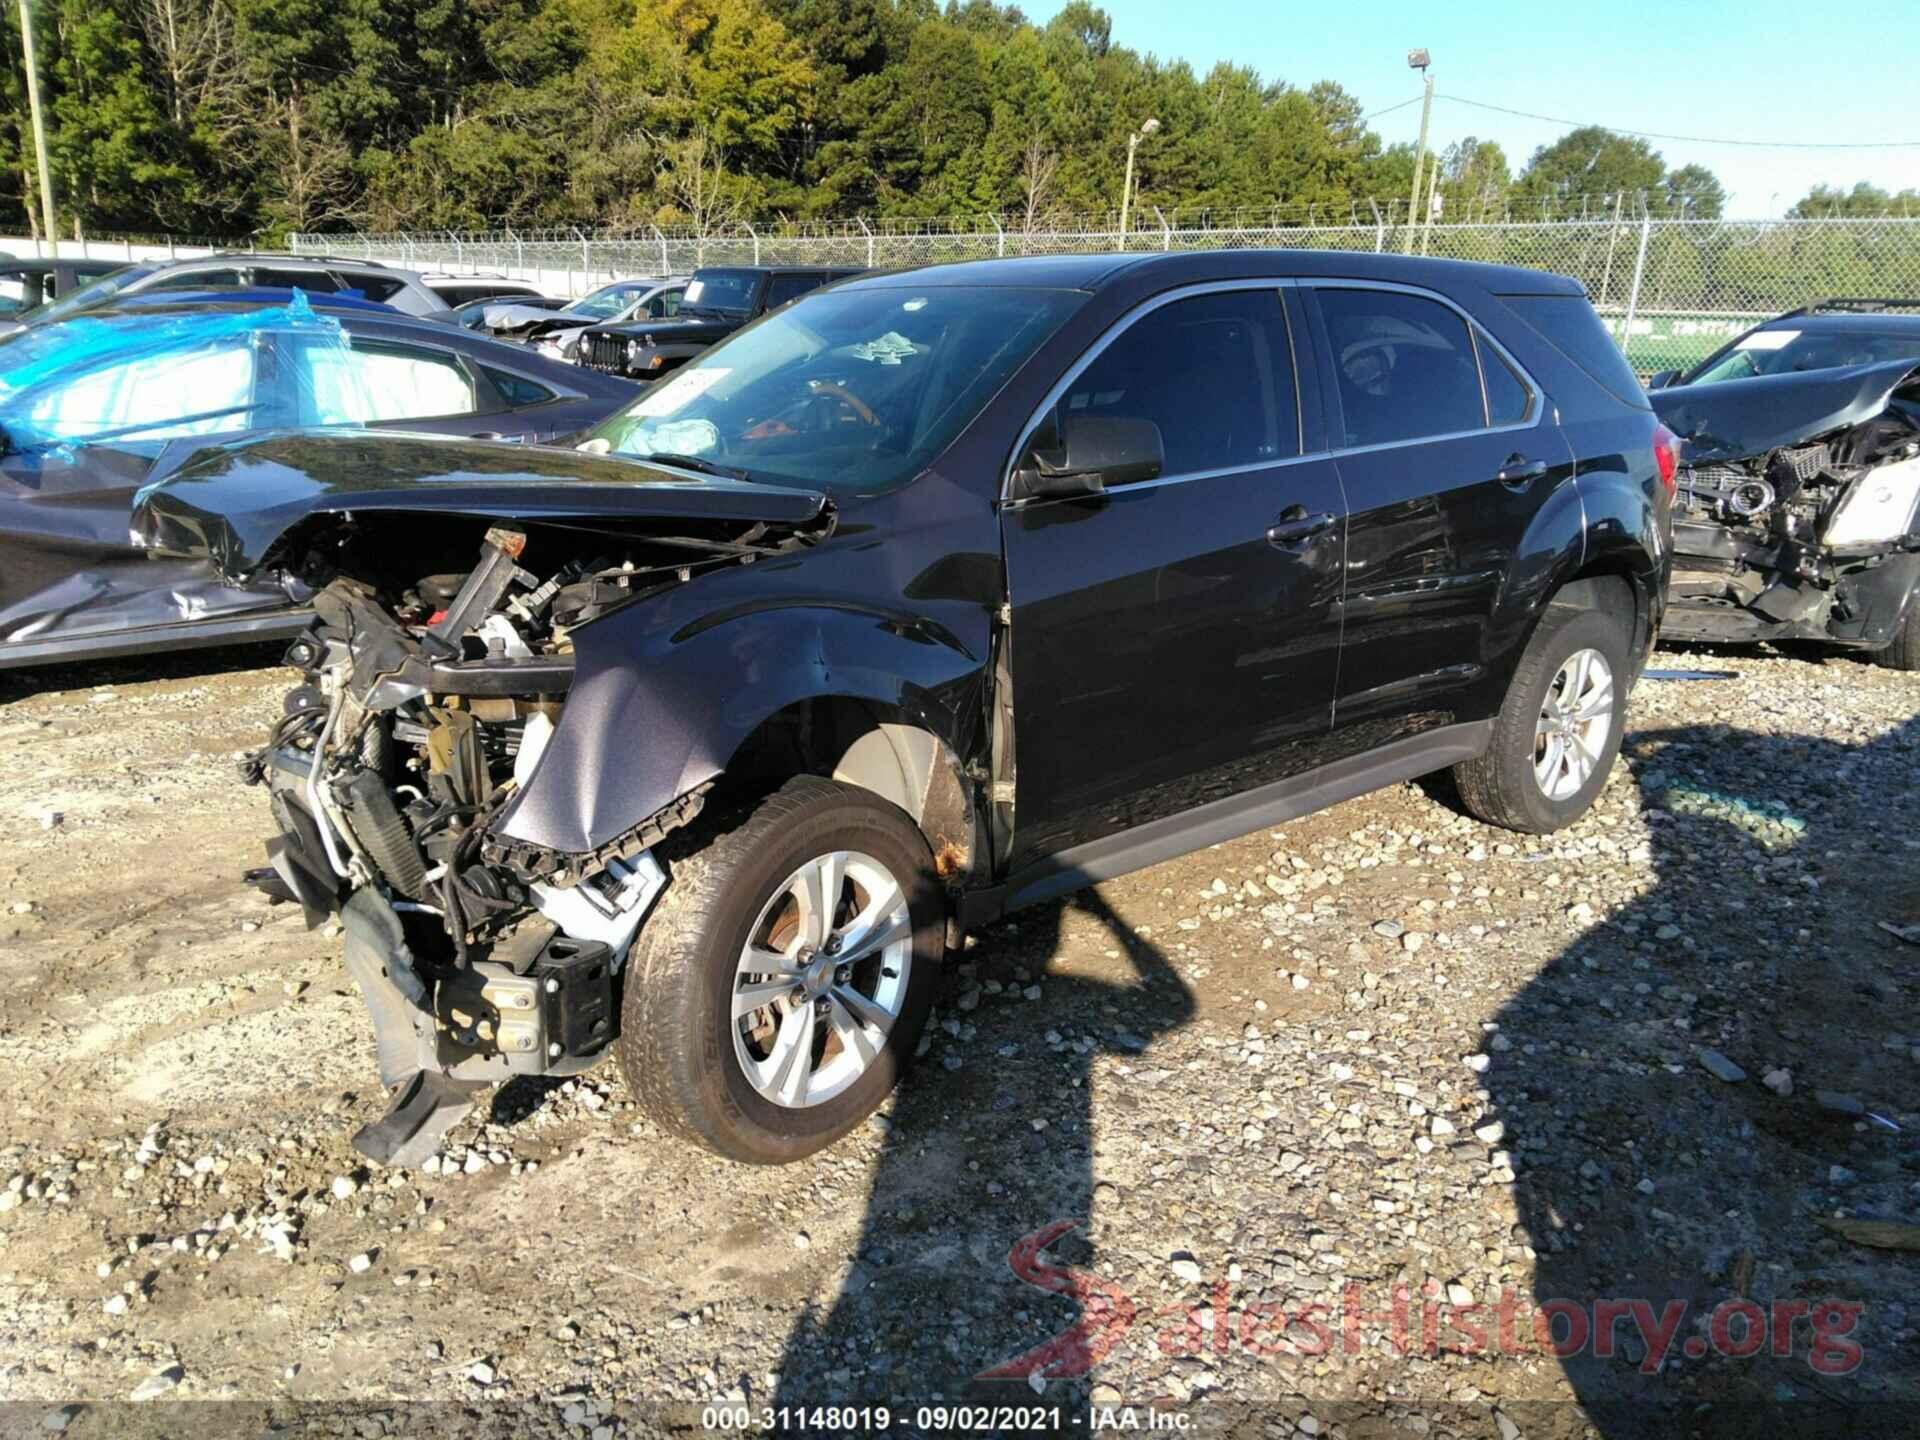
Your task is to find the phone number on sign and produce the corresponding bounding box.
[701,1405,1070,1432]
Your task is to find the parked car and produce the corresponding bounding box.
[480,278,679,339]
[577,265,862,379]
[450,296,567,331]
[422,274,549,308]
[0,253,453,333]
[111,287,402,318]
[1649,299,1920,388]
[0,257,127,318]
[0,296,638,669]
[520,280,690,362]
[135,250,1671,1166]
[1651,357,1920,665]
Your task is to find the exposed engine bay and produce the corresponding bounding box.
[243,509,830,1164]
[1658,361,1920,648]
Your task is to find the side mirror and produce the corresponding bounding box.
[1646,369,1679,390]
[1018,415,1164,500]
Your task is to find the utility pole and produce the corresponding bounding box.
[1118,116,1159,251]
[1421,160,1440,255]
[1401,49,1433,256]
[18,0,57,256]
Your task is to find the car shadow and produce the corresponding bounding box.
[1481,714,1920,1435]
[771,886,1196,1410]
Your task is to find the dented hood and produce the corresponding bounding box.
[1651,357,1920,463]
[131,430,829,580]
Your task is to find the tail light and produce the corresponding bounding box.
[1652,423,1680,497]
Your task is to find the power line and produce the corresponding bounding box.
[1438,94,1920,150]
[1360,95,1424,123]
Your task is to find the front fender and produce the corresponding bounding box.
[492,598,991,865]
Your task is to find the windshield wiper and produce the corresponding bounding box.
[641,451,753,482]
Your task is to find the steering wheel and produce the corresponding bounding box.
[804,378,883,428]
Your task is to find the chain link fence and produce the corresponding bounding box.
[292,214,1920,377]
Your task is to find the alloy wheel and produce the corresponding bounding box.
[1533,647,1614,801]
[730,849,914,1108]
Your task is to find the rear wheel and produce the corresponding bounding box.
[617,777,942,1163]
[1453,604,1630,833]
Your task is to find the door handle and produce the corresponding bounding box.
[1497,455,1549,489]
[1267,509,1336,546]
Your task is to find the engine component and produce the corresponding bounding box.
[336,767,427,899]
[1680,463,1781,522]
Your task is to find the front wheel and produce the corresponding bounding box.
[617,777,943,1163]
[1873,598,1920,672]
[1453,604,1630,833]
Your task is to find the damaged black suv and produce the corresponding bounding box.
[137,251,1672,1165]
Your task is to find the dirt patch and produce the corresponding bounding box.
[0,644,1915,1432]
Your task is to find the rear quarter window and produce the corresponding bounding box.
[1498,294,1649,409]
[348,276,407,304]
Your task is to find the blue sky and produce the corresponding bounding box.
[1023,0,1920,217]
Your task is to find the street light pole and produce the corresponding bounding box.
[18,0,57,257]
[1119,117,1160,251]
[1402,49,1433,255]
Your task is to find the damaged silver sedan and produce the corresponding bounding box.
[1652,358,1920,666]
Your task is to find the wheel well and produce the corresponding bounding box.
[1548,568,1648,669]
[720,697,978,882]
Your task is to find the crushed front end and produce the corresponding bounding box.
[1657,360,1920,649]
[242,513,819,1165]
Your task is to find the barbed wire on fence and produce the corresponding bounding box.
[296,212,1920,377]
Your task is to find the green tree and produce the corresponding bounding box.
[1663,163,1724,219]
[1516,124,1666,212]
[1788,181,1920,218]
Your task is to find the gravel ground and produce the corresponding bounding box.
[0,642,1917,1437]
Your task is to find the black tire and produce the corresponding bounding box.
[1453,604,1631,834]
[617,776,943,1163]
[1873,601,1920,672]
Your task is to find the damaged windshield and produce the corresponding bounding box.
[1689,325,1920,384]
[588,285,1084,494]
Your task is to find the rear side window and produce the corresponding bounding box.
[481,366,555,407]
[1058,288,1297,478]
[154,268,243,290]
[1499,293,1647,407]
[347,275,406,304]
[253,267,338,293]
[298,338,479,422]
[1316,288,1486,448]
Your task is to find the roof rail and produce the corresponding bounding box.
[1784,297,1920,316]
[196,251,392,269]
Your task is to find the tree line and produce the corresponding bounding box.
[0,0,1907,243]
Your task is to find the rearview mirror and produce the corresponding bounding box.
[1018,415,1164,500]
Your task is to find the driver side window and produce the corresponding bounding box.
[1046,288,1297,482]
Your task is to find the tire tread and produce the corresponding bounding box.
[615,776,935,1162]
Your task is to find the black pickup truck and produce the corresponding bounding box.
[578,265,863,380]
